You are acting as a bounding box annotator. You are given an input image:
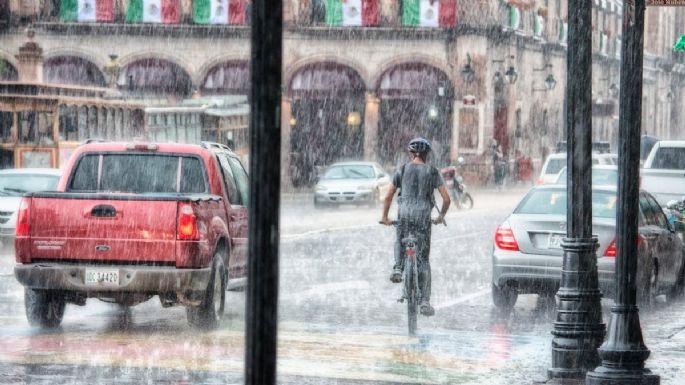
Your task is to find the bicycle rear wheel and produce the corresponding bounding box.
[405,257,418,336]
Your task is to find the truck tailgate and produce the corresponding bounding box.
[29,196,177,264]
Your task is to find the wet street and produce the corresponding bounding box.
[0,188,684,384]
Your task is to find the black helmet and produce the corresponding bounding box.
[408,137,431,154]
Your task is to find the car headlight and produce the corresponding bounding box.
[358,184,375,190]
[316,185,327,191]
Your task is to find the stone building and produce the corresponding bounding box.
[0,0,684,185]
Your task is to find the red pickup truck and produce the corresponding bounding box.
[14,142,249,329]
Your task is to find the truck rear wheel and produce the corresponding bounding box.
[187,252,226,329]
[25,289,65,328]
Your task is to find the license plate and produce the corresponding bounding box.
[547,234,563,249]
[85,269,120,286]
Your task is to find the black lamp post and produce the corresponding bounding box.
[587,1,658,382]
[246,0,282,384]
[548,1,605,379]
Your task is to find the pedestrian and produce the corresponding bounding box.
[380,137,451,316]
[492,140,505,188]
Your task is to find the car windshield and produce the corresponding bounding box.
[515,189,617,219]
[322,165,375,180]
[556,168,618,185]
[651,147,685,169]
[0,174,59,196]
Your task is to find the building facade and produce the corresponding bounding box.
[1,0,684,186]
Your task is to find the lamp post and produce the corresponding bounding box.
[246,0,282,384]
[587,1,658,382]
[548,0,605,379]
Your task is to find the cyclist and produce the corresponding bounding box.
[380,137,451,316]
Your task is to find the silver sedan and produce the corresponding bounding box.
[491,185,685,308]
[313,162,391,208]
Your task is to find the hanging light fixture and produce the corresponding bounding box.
[505,65,518,85]
[346,111,361,126]
[461,54,476,84]
[545,74,557,91]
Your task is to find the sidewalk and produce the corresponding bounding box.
[531,296,685,385]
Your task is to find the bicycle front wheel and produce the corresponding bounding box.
[404,258,418,336]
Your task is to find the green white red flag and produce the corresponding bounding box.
[193,0,246,25]
[60,0,114,22]
[325,0,379,27]
[126,0,181,24]
[403,0,456,28]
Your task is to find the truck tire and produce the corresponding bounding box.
[187,252,226,329]
[24,289,65,328]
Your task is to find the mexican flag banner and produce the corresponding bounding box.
[403,0,456,28]
[127,0,181,24]
[193,0,246,25]
[325,0,379,27]
[60,0,114,22]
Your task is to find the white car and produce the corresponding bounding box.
[0,169,61,251]
[537,152,615,185]
[314,161,391,208]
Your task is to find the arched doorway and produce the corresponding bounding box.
[0,59,18,81]
[118,58,192,98]
[288,62,366,187]
[376,63,454,167]
[201,61,249,95]
[44,56,106,86]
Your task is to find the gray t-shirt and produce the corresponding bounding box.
[393,163,444,224]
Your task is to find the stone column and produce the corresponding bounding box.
[11,112,18,143]
[363,92,379,161]
[52,106,59,143]
[451,100,460,162]
[15,28,43,83]
[281,96,292,190]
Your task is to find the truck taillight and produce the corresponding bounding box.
[495,221,519,251]
[177,203,198,240]
[16,198,30,237]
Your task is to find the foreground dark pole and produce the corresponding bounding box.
[548,1,605,379]
[246,0,282,384]
[587,1,658,383]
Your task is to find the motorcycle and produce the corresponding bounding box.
[441,159,474,210]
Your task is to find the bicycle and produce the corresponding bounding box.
[385,217,444,336]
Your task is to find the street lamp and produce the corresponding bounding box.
[461,54,475,84]
[103,54,121,88]
[504,65,518,85]
[609,83,619,98]
[545,74,557,91]
[346,111,361,126]
[492,55,518,85]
